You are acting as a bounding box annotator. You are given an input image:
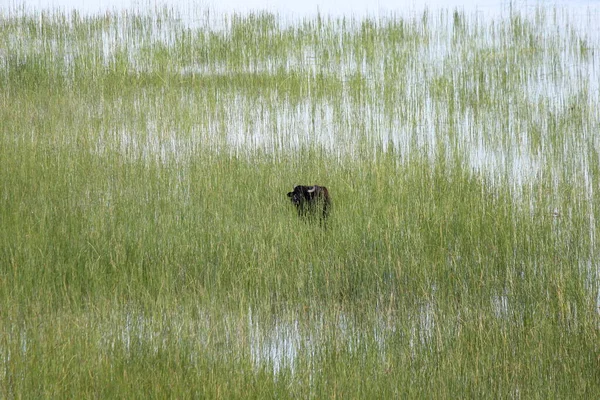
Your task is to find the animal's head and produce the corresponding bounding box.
[287,185,330,221]
[287,185,317,206]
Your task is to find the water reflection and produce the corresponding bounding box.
[6,0,600,21]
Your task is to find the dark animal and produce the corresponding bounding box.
[287,185,330,222]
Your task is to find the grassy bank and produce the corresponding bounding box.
[1,4,599,398]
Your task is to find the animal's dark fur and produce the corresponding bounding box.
[287,185,330,222]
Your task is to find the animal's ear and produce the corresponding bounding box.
[287,192,293,197]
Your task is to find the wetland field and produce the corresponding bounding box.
[1,4,600,398]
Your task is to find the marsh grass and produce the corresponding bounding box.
[1,4,599,398]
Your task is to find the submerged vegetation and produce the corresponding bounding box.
[1,3,599,398]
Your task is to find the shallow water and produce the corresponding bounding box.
[6,0,600,19]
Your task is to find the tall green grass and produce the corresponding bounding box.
[1,4,599,398]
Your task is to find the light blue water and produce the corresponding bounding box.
[5,0,600,20]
